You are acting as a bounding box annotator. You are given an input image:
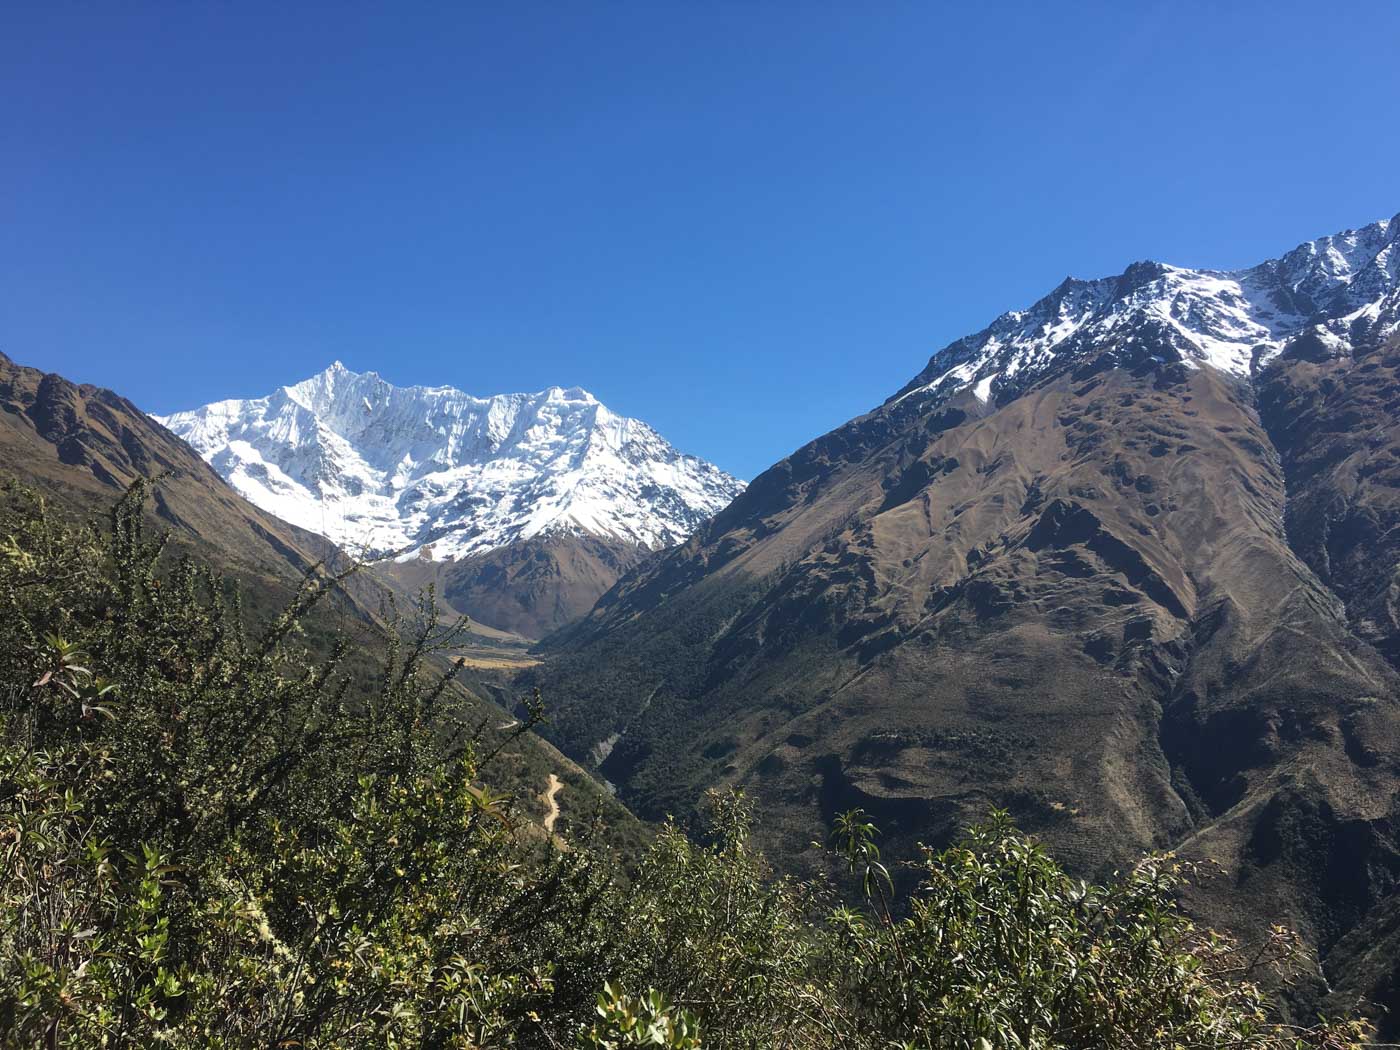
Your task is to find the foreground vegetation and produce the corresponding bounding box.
[0,480,1371,1047]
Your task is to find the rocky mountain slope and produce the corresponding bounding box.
[529,214,1400,1028]
[157,365,743,636]
[0,350,378,623]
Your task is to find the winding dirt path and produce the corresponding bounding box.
[541,773,563,835]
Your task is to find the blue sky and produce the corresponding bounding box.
[3,2,1398,479]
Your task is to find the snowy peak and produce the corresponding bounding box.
[1272,215,1396,310]
[156,365,745,562]
[893,212,1400,409]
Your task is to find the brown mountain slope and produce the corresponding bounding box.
[0,349,379,622]
[1249,328,1400,1020]
[1259,330,1400,666]
[380,532,649,640]
[530,326,1400,1025]
[0,350,645,850]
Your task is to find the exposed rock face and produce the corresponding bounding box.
[529,214,1400,1029]
[156,363,744,636]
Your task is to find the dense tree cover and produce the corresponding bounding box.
[0,479,1372,1047]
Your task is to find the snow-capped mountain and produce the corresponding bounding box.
[529,213,1400,1026]
[893,212,1400,408]
[156,364,744,562]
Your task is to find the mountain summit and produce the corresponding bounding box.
[156,364,744,636]
[892,213,1399,409]
[157,363,743,562]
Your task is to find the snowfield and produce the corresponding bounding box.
[157,364,745,561]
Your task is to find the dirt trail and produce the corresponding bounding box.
[541,773,563,835]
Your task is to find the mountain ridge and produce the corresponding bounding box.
[157,362,744,562]
[157,362,745,635]
[891,212,1399,410]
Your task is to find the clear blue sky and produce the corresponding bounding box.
[3,2,1398,479]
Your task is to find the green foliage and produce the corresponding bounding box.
[606,792,832,1046]
[581,983,701,1049]
[823,809,1371,1049]
[0,478,1373,1048]
[0,480,615,1046]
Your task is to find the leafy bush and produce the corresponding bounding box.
[582,984,701,1049]
[0,479,1371,1047]
[824,811,1371,1048]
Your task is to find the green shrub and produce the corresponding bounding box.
[824,809,1370,1049]
[581,983,701,1049]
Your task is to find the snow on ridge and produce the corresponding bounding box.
[155,364,745,562]
[893,213,1400,409]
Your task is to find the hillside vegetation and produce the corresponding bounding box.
[0,480,1369,1048]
